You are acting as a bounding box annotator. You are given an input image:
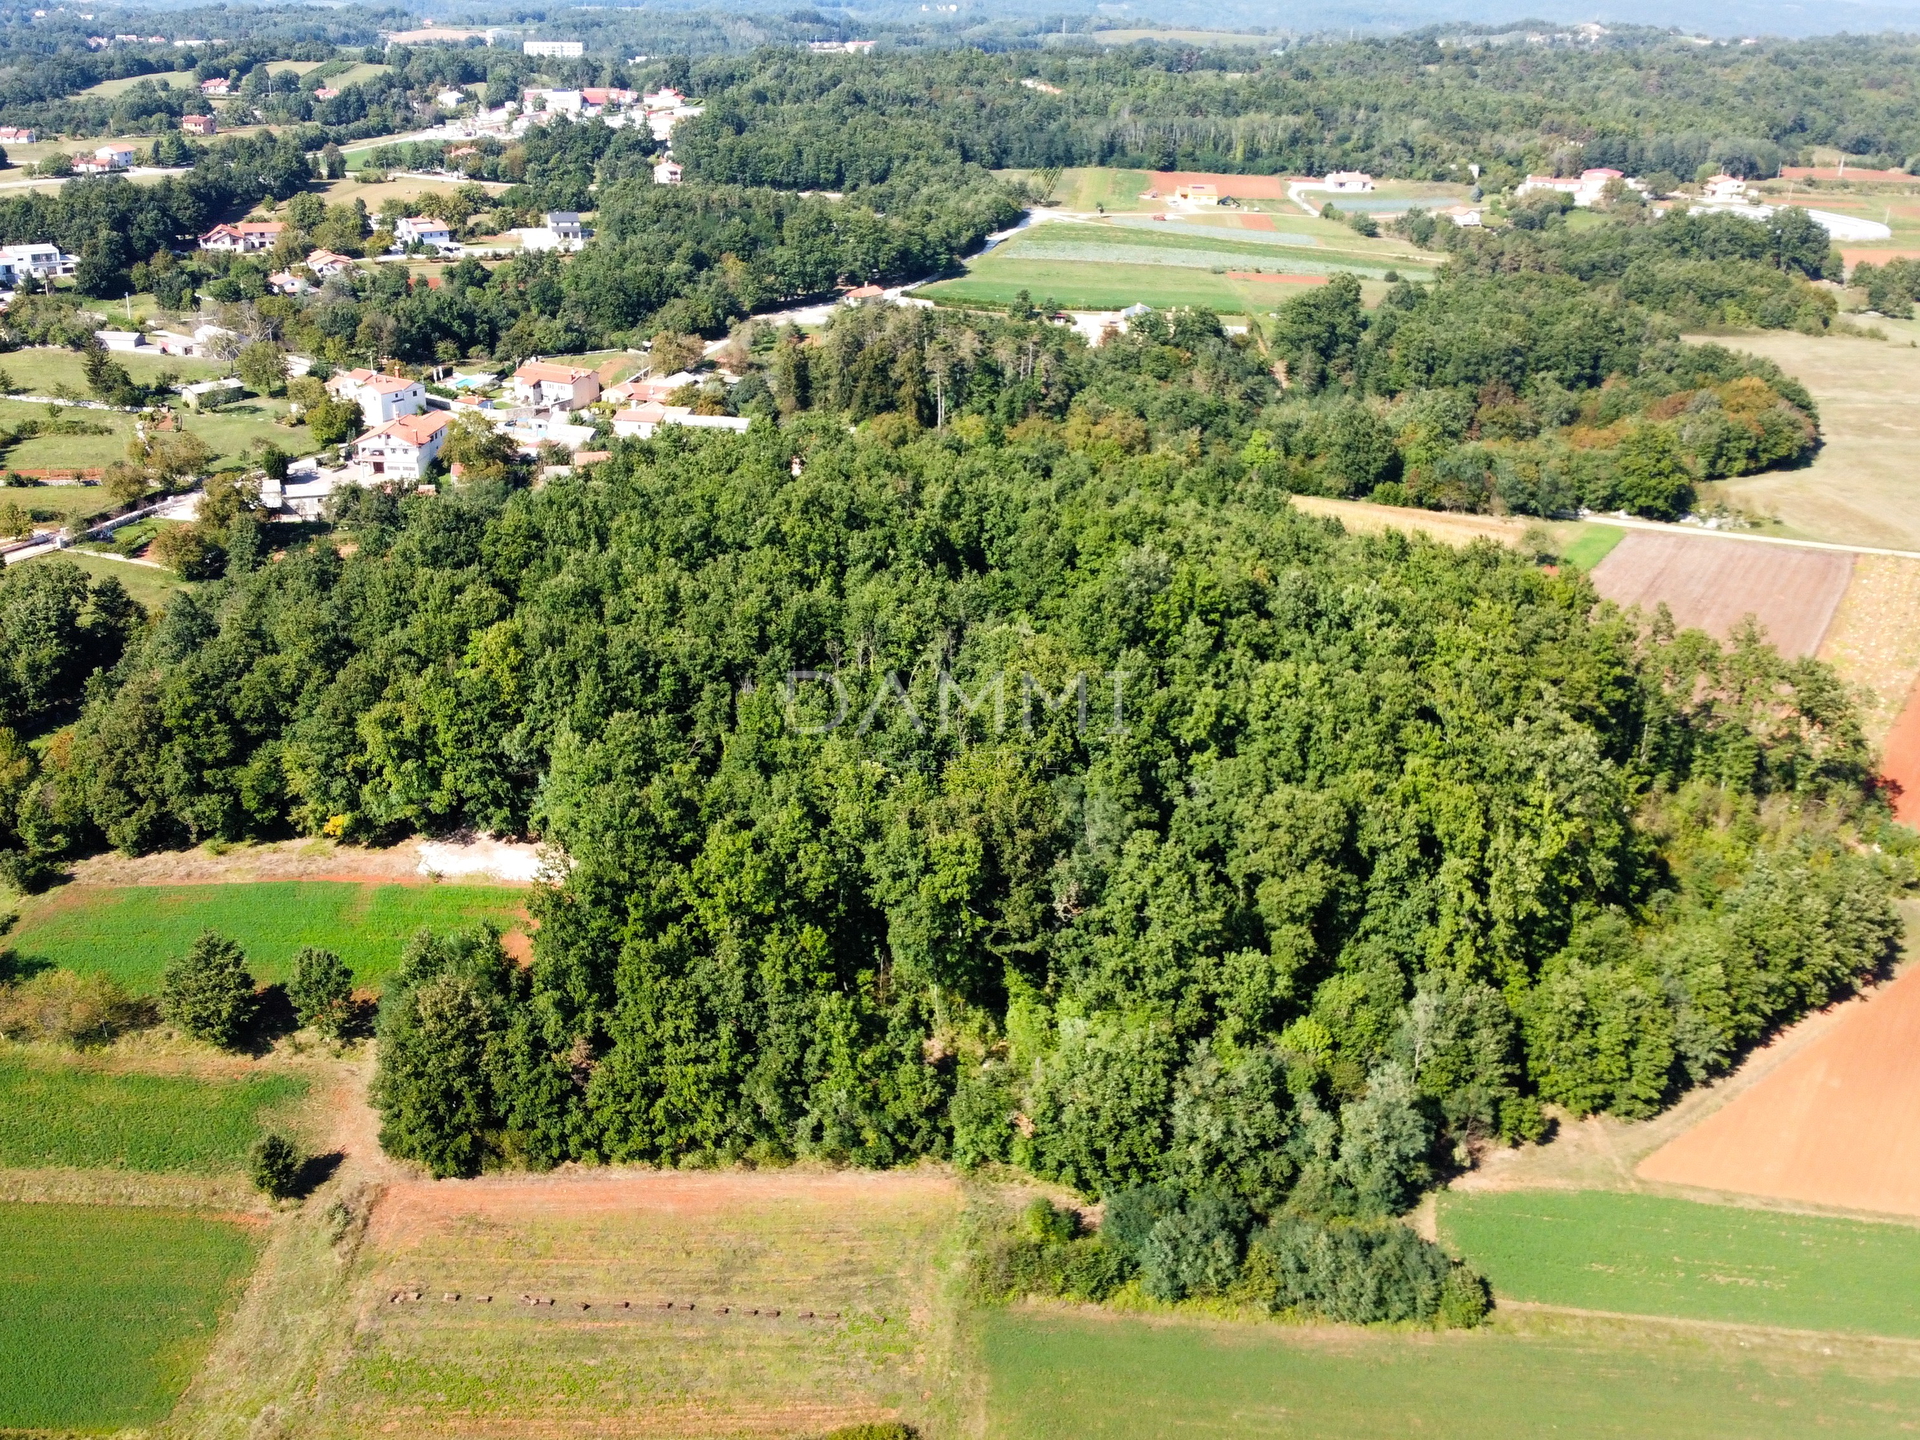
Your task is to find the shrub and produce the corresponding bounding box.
[160,931,257,1049]
[1244,1215,1486,1325]
[289,946,354,1037]
[821,1425,917,1440]
[249,1132,301,1199]
[0,968,151,1046]
[1138,1190,1250,1301]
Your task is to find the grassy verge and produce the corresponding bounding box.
[12,549,189,609]
[983,1306,1920,1438]
[1437,1190,1920,1338]
[0,1201,260,1432]
[1559,522,1628,570]
[6,880,530,994]
[0,1048,306,1172]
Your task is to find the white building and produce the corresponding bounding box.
[613,402,749,438]
[1702,174,1751,204]
[1515,167,1645,208]
[0,242,76,283]
[524,39,584,57]
[653,159,683,185]
[512,361,601,409]
[305,248,356,277]
[355,410,451,479]
[435,88,465,108]
[394,216,455,251]
[93,142,136,168]
[199,221,285,252]
[327,368,428,425]
[1323,171,1375,193]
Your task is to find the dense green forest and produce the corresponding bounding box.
[0,304,1899,1269]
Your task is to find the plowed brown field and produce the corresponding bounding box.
[1637,964,1920,1217]
[1588,530,1853,658]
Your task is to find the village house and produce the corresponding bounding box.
[653,159,682,185]
[93,142,136,169]
[1515,167,1647,208]
[1323,170,1375,193]
[198,221,285,253]
[1702,174,1752,204]
[199,76,231,96]
[394,216,455,250]
[512,361,601,409]
[181,113,217,136]
[0,242,76,283]
[327,368,428,425]
[613,403,749,439]
[0,127,37,142]
[355,410,451,480]
[305,249,356,277]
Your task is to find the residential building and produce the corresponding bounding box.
[148,322,235,358]
[355,410,451,479]
[93,329,144,351]
[808,39,877,53]
[613,403,748,438]
[0,242,75,282]
[199,221,285,252]
[268,270,311,294]
[314,87,340,101]
[524,39,584,57]
[643,87,686,110]
[0,127,38,142]
[1322,170,1375,192]
[305,248,356,277]
[1174,183,1218,205]
[512,361,601,409]
[653,159,682,185]
[1515,167,1644,208]
[93,142,135,168]
[71,156,116,175]
[1702,174,1751,204]
[1439,204,1484,227]
[515,224,583,253]
[542,88,585,113]
[199,76,231,96]
[844,283,885,303]
[328,369,428,425]
[181,113,216,136]
[546,211,586,241]
[435,88,465,108]
[394,216,454,250]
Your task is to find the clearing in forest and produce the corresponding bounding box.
[0,1201,260,1433]
[295,1167,971,1438]
[5,880,529,994]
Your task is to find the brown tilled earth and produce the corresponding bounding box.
[1588,530,1854,659]
[1637,962,1920,1218]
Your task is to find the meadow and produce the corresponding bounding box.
[1438,1190,1920,1338]
[982,1307,1920,1439]
[5,880,531,993]
[290,1170,969,1438]
[0,1201,259,1432]
[17,548,189,610]
[1559,523,1628,570]
[0,1050,306,1172]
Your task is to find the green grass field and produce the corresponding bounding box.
[6,881,530,994]
[1559,523,1627,570]
[0,396,317,474]
[13,550,189,609]
[1439,1190,1920,1338]
[922,258,1261,311]
[983,1307,1920,1438]
[0,1202,259,1432]
[0,1050,305,1172]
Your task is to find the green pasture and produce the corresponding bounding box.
[1559,523,1627,570]
[0,479,114,522]
[1439,1190,1920,1338]
[923,259,1259,312]
[983,1307,1920,1438]
[6,880,531,994]
[16,549,189,609]
[0,399,317,475]
[0,1202,258,1432]
[77,73,186,100]
[0,1050,305,1172]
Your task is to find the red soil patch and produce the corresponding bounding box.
[1844,247,1920,267]
[1228,272,1328,285]
[1588,531,1853,659]
[1148,170,1296,199]
[369,1167,960,1247]
[1638,964,1920,1217]
[1878,677,1920,824]
[1238,212,1275,230]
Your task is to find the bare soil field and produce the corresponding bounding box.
[1587,530,1852,658]
[1146,170,1295,199]
[1288,494,1535,547]
[1710,333,1920,550]
[1637,962,1920,1218]
[62,834,537,887]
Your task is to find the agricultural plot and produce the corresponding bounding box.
[6,880,530,994]
[0,1050,305,1173]
[0,1201,258,1433]
[1438,1190,1920,1337]
[299,1169,967,1438]
[1587,530,1853,659]
[983,1307,1920,1439]
[1638,962,1920,1218]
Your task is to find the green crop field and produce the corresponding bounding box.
[0,1050,305,1172]
[1439,1190,1920,1338]
[983,1307,1920,1438]
[0,1202,259,1432]
[1559,523,1628,570]
[6,881,531,994]
[922,258,1260,312]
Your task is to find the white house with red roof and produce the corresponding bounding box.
[1516,167,1645,208]
[394,216,455,251]
[199,221,286,253]
[326,368,427,425]
[512,361,601,409]
[354,410,451,480]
